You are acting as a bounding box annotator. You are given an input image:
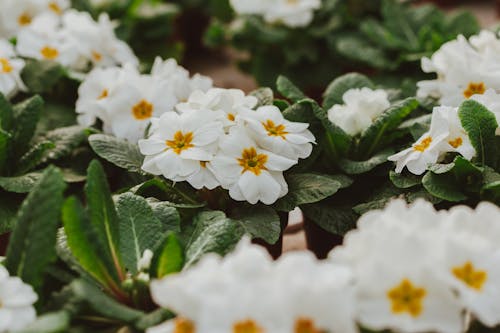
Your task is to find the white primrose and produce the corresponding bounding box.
[264,0,322,28]
[229,0,270,15]
[210,126,297,205]
[139,110,224,189]
[327,87,391,136]
[0,265,38,333]
[0,40,26,98]
[240,105,315,160]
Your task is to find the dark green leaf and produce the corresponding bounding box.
[422,171,467,202]
[38,126,87,163]
[232,204,281,244]
[12,95,43,156]
[21,60,65,93]
[302,204,357,236]
[250,87,274,107]
[276,76,306,103]
[0,93,13,131]
[389,171,421,189]
[16,141,55,175]
[88,134,144,173]
[338,149,394,175]
[322,73,373,110]
[17,311,70,333]
[0,171,43,193]
[151,233,184,279]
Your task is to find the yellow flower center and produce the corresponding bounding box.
[98,89,108,100]
[294,318,322,333]
[166,131,194,154]
[452,261,488,291]
[233,320,263,333]
[463,82,486,99]
[413,136,432,152]
[387,279,427,318]
[448,137,463,149]
[227,113,236,122]
[40,46,59,60]
[174,318,195,333]
[237,147,268,176]
[0,58,13,73]
[132,100,153,120]
[92,50,103,62]
[262,119,288,139]
[287,0,299,4]
[18,12,32,26]
[48,1,63,14]
[200,161,207,168]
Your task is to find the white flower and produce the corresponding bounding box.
[210,126,296,204]
[0,40,26,98]
[60,10,138,68]
[388,105,475,175]
[327,87,391,136]
[139,110,224,189]
[264,0,321,28]
[176,88,258,130]
[240,105,315,160]
[151,57,212,103]
[137,249,154,272]
[229,0,270,15]
[0,265,38,333]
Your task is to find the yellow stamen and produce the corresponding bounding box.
[98,89,108,100]
[233,320,263,333]
[413,136,432,152]
[132,100,153,120]
[294,318,321,333]
[237,147,268,176]
[262,119,288,139]
[200,161,207,168]
[92,51,102,62]
[452,261,487,291]
[40,46,59,60]
[0,58,13,73]
[463,82,486,99]
[448,137,463,149]
[166,131,194,154]
[174,318,195,333]
[48,2,63,14]
[387,279,427,318]
[18,13,32,26]
[227,113,235,122]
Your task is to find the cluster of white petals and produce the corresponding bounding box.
[389,90,500,175]
[149,239,357,333]
[0,265,38,333]
[0,40,26,98]
[327,87,391,136]
[138,88,315,205]
[230,0,321,28]
[417,30,500,107]
[149,199,500,333]
[76,58,213,142]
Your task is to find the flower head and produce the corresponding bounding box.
[0,39,26,98]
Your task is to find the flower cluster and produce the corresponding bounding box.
[327,87,391,136]
[139,88,315,204]
[389,90,500,175]
[417,30,500,107]
[229,0,321,28]
[148,199,500,333]
[76,58,213,142]
[0,265,38,333]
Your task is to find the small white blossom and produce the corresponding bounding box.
[0,40,26,98]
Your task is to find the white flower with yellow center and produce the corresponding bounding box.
[176,88,258,130]
[16,14,79,68]
[210,126,296,204]
[0,40,26,98]
[264,0,321,28]
[139,110,224,188]
[151,57,213,103]
[0,265,38,333]
[327,87,391,136]
[240,105,315,160]
[61,10,138,68]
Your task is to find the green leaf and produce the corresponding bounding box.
[232,204,281,244]
[338,149,394,175]
[38,126,87,163]
[0,128,10,173]
[250,87,274,107]
[313,102,352,158]
[357,98,418,158]
[0,171,43,193]
[135,309,175,331]
[0,194,20,234]
[5,166,66,291]
[17,311,70,333]
[458,100,498,168]
[422,171,467,202]
[21,60,65,93]
[335,35,395,70]
[146,199,181,232]
[274,173,350,211]
[0,93,13,132]
[16,141,55,175]
[116,193,174,274]
[85,160,125,282]
[12,95,43,156]
[322,73,374,110]
[185,211,245,268]
[276,76,306,103]
[151,233,184,278]
[282,99,318,123]
[390,171,422,189]
[88,134,144,173]
[302,204,358,236]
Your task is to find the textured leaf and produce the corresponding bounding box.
[250,87,274,107]
[313,102,352,158]
[88,134,144,173]
[422,171,467,202]
[338,149,394,175]
[5,166,66,291]
[274,173,349,211]
[0,171,43,193]
[335,35,395,70]
[146,200,181,232]
[302,204,358,236]
[116,193,173,274]
[0,195,19,234]
[276,76,306,103]
[151,233,184,279]
[21,60,65,93]
[38,126,87,163]
[0,93,13,131]
[0,128,11,173]
[232,204,281,244]
[458,100,498,168]
[389,171,422,189]
[85,160,125,282]
[282,99,318,123]
[322,73,374,110]
[16,141,55,174]
[185,211,244,268]
[12,95,43,156]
